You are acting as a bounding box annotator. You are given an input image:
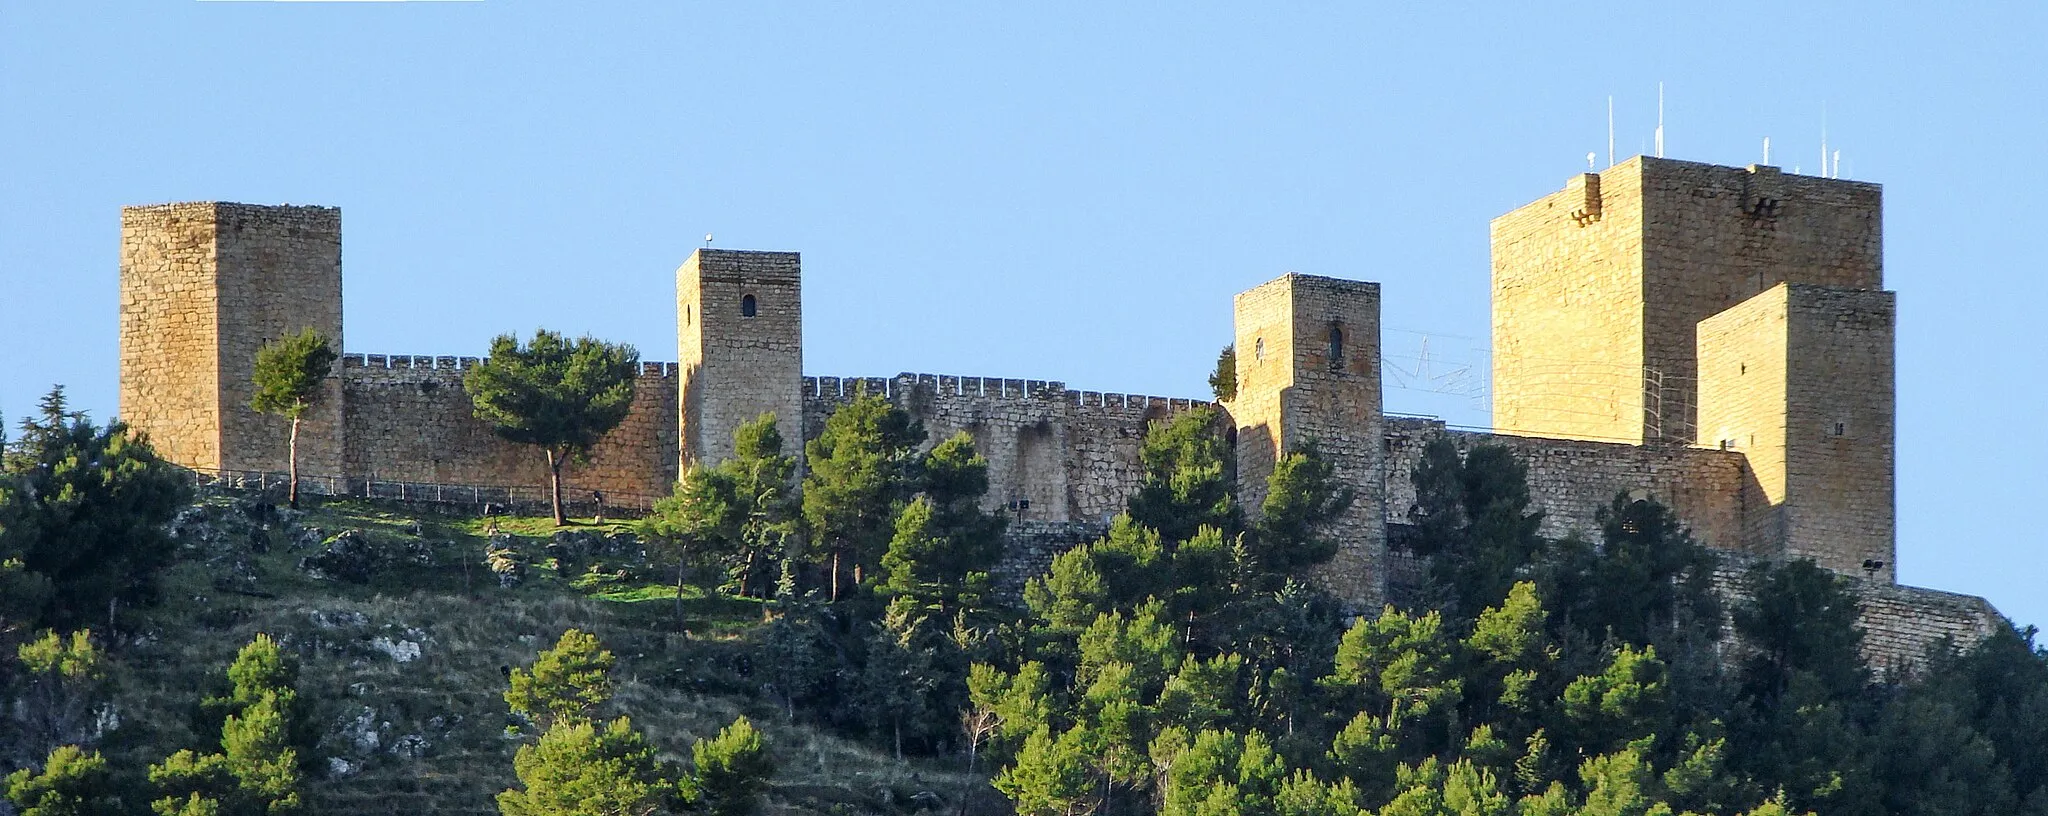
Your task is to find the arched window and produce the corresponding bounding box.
[741,294,757,318]
[1328,322,1344,370]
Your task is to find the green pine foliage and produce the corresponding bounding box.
[1208,345,1237,402]
[5,745,123,816]
[150,635,303,816]
[643,412,799,600]
[505,629,616,731]
[496,717,675,816]
[800,392,925,602]
[0,386,191,632]
[248,328,337,509]
[462,330,639,526]
[690,716,774,816]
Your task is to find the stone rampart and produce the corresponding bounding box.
[1383,416,1750,551]
[339,354,679,501]
[1710,552,2003,678]
[802,373,1210,524]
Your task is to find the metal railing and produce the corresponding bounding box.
[178,466,666,517]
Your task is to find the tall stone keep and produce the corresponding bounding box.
[1697,283,1895,579]
[1492,157,1882,445]
[677,249,803,471]
[119,203,344,475]
[1232,273,1386,608]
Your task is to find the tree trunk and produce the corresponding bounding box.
[674,555,689,634]
[545,449,566,526]
[958,741,979,816]
[830,549,842,603]
[287,414,301,509]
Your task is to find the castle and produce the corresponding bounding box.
[116,156,2000,668]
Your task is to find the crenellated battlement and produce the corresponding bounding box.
[340,353,680,379]
[802,372,1208,415]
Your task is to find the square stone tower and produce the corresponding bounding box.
[119,203,344,475]
[1697,283,1896,580]
[1233,273,1386,609]
[1492,157,1882,444]
[677,249,804,471]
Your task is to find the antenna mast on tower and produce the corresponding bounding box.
[1607,96,1615,167]
[1655,82,1665,158]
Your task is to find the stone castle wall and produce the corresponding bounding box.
[119,203,345,476]
[111,164,2006,662]
[1636,160,1882,443]
[1710,552,2001,678]
[1492,170,1650,444]
[1383,416,1750,551]
[802,373,1210,524]
[339,354,678,501]
[120,204,228,469]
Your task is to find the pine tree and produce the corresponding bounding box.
[463,330,639,525]
[505,629,616,731]
[0,386,190,629]
[248,328,337,508]
[1127,408,1239,545]
[644,413,798,601]
[496,717,676,816]
[5,745,124,816]
[151,635,303,816]
[689,716,774,816]
[801,392,924,601]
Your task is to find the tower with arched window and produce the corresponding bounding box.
[676,248,804,471]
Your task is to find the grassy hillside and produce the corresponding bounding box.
[98,491,982,815]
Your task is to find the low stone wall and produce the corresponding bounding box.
[994,520,1107,594]
[802,373,1210,525]
[340,354,678,502]
[1710,552,2004,678]
[1383,417,1750,552]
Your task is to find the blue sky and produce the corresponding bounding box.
[3,3,2043,629]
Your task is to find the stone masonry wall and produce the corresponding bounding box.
[1698,284,1896,577]
[341,354,678,501]
[1492,158,1884,446]
[119,203,345,476]
[1383,417,1749,551]
[1784,286,1895,577]
[1710,552,2001,678]
[679,250,803,473]
[1491,169,1648,444]
[1233,274,1386,609]
[1637,159,1882,442]
[801,373,1210,524]
[1696,285,1792,555]
[120,204,226,469]
[210,204,345,478]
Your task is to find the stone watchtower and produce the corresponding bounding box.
[1232,274,1387,608]
[1491,157,1883,445]
[119,203,345,475]
[1491,157,1894,578]
[676,249,804,472]
[1696,284,1895,579]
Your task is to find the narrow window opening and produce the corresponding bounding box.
[1328,322,1345,371]
[1740,362,1747,375]
[1254,337,1265,362]
[684,304,693,326]
[741,294,757,318]
[1833,421,1846,437]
